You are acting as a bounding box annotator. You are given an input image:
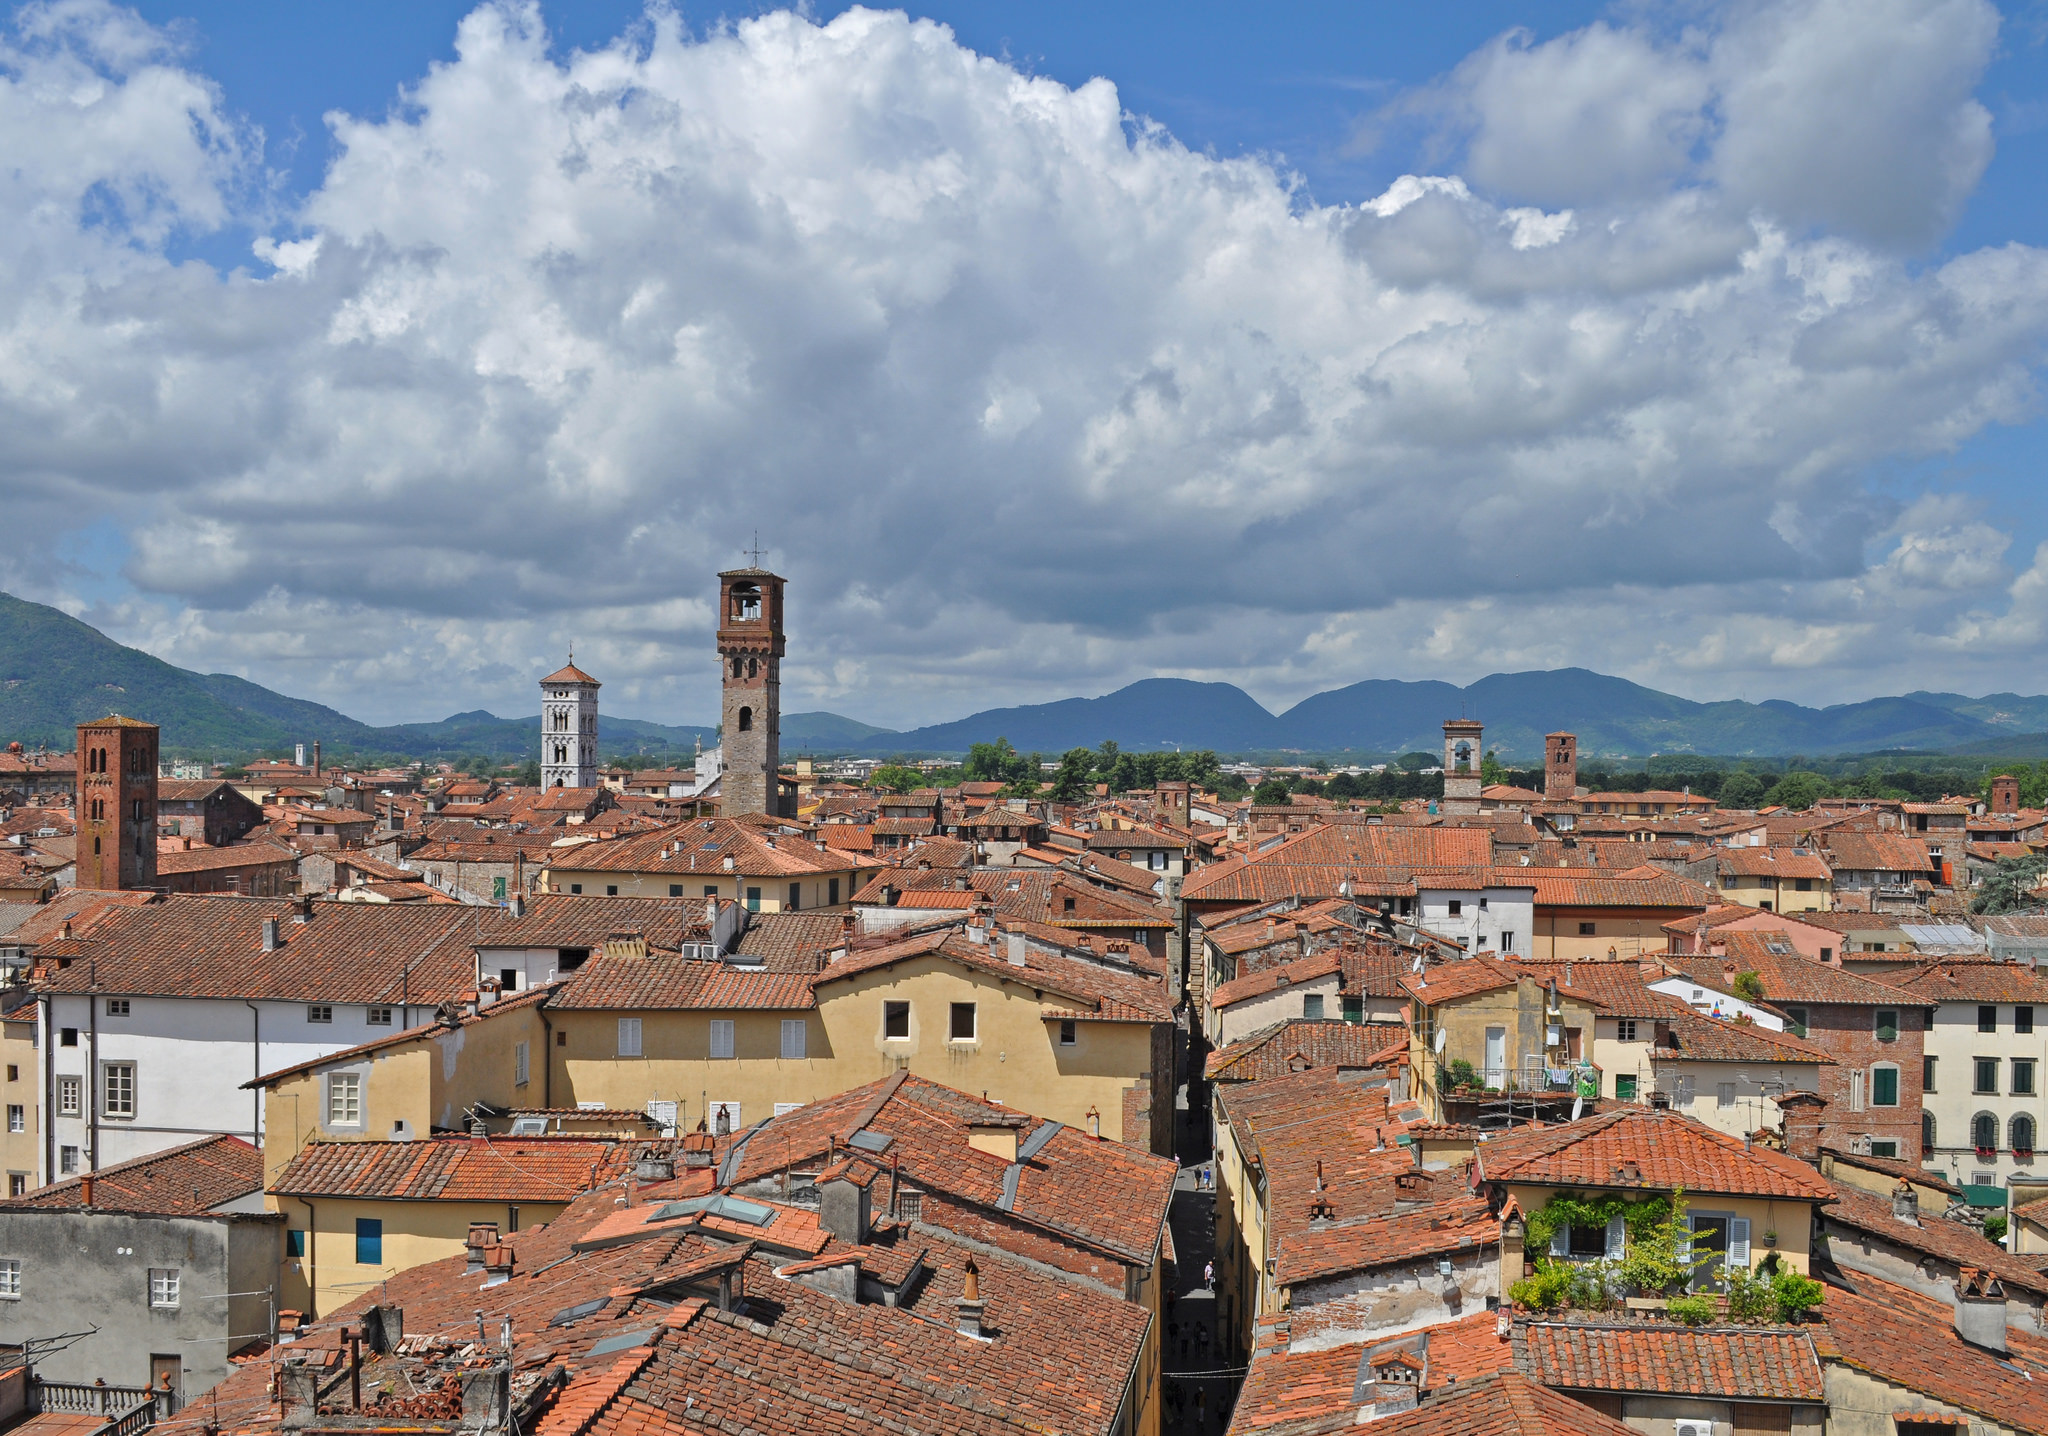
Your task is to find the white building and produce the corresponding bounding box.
[1891,961,2048,1190]
[1411,879,1537,959]
[540,657,600,789]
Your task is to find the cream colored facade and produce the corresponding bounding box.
[1586,1014,1823,1133]
[1408,977,1603,1122]
[287,1189,572,1318]
[549,953,1168,1147]
[1532,908,1704,961]
[1501,1182,1818,1283]
[538,864,865,914]
[1714,870,1833,913]
[1206,970,1342,1046]
[1,1014,37,1194]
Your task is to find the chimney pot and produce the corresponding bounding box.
[80,1174,94,1207]
[262,917,280,952]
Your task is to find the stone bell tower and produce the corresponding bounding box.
[718,568,785,817]
[1441,719,1483,817]
[1545,732,1578,800]
[78,715,158,890]
[539,657,600,789]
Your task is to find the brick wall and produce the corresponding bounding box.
[1805,1001,1925,1160]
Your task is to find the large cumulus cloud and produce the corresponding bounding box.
[1,0,2045,728]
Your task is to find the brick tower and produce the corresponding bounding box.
[1441,719,1483,817]
[1992,774,2020,815]
[1545,732,1578,800]
[77,715,158,890]
[539,657,600,789]
[718,567,785,817]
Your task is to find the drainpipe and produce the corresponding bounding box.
[245,1001,262,1142]
[301,1196,319,1320]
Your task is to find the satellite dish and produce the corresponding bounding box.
[1571,1096,1585,1122]
[1433,1028,1448,1054]
[1411,955,1425,973]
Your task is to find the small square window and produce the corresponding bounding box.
[1616,1019,1638,1043]
[1784,1007,1809,1039]
[709,1019,735,1060]
[884,1002,910,1040]
[104,999,129,1017]
[307,1005,333,1025]
[1874,1010,1898,1043]
[0,1258,18,1299]
[59,1146,79,1175]
[286,1230,305,1258]
[1614,1074,1638,1102]
[1447,900,1462,917]
[616,1017,643,1058]
[148,1268,179,1308]
[1981,1005,1999,1033]
[59,1029,77,1048]
[1716,1082,1736,1108]
[366,1006,392,1026]
[569,884,583,894]
[1303,993,1325,1019]
[949,1003,976,1041]
[606,885,618,897]
[1578,922,1596,937]
[1059,1019,1077,1046]
[670,884,683,897]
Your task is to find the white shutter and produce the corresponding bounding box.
[645,1100,677,1135]
[780,1019,806,1060]
[617,1017,642,1057]
[1728,1217,1751,1272]
[1549,1225,1570,1258]
[1605,1214,1626,1260]
[709,1020,735,1060]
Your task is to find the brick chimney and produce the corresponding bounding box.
[1773,1090,1828,1165]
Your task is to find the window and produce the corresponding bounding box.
[569,884,582,894]
[1820,947,1833,962]
[327,1073,361,1125]
[780,1019,806,1060]
[499,968,519,992]
[605,885,618,897]
[101,1062,135,1120]
[307,1005,332,1024]
[829,878,840,906]
[1976,1057,2000,1094]
[105,999,129,1016]
[2022,1006,2037,1035]
[1874,1010,1898,1043]
[1870,1140,1899,1159]
[737,707,753,732]
[1059,1019,1077,1046]
[1974,1112,1999,1151]
[148,1269,180,1308]
[2017,1114,2038,1155]
[1341,995,1364,1024]
[1578,922,1596,936]
[2016,1058,2037,1097]
[1500,930,1515,953]
[355,1218,383,1265]
[59,1147,78,1175]
[4,1175,19,1197]
[1981,1005,1999,1033]
[556,1031,567,1047]
[745,887,761,912]
[1848,1071,1865,1112]
[617,1018,643,1058]
[1614,1074,1638,1102]
[704,886,718,898]
[286,1230,305,1257]
[59,1028,77,1048]
[493,875,507,900]
[1303,993,1325,1020]
[1924,1111,1937,1154]
[0,1258,18,1299]
[670,884,683,897]
[884,1002,910,1039]
[709,1020,735,1060]
[3,1066,12,1082]
[949,1003,976,1041]
[1616,1020,1638,1043]
[1795,877,1813,892]
[1447,900,1462,917]
[514,1042,530,1087]
[366,1006,392,1026]
[1716,1082,1736,1109]
[5,1106,20,1134]
[1872,1066,1899,1106]
[1784,1007,1808,1039]
[1924,1056,1938,1091]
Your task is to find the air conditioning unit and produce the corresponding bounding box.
[1674,1422,1713,1436]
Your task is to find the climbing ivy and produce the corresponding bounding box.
[1522,1191,1676,1253]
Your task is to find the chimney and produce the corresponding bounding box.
[819,1172,872,1245]
[262,917,280,952]
[1006,932,1027,967]
[955,1256,987,1338]
[80,1174,94,1207]
[465,1222,499,1273]
[1954,1267,2008,1352]
[293,894,313,924]
[481,1243,514,1287]
[1892,1179,1920,1226]
[509,893,524,918]
[1773,1090,1828,1165]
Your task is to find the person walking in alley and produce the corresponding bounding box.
[1203,1259,1214,1291]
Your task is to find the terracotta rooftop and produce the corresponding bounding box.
[0,1133,261,1214]
[1210,951,1343,1009]
[1476,1108,1835,1201]
[1513,1319,1825,1401]
[271,1136,642,1202]
[1890,960,2048,1005]
[1205,1019,1408,1083]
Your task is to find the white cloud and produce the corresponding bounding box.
[0,0,2043,731]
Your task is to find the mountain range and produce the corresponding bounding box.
[4,590,2048,761]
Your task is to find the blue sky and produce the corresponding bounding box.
[8,0,2048,727]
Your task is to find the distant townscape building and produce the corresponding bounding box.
[717,566,787,817]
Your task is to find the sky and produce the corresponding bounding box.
[5,0,2048,730]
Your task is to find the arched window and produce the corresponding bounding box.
[731,657,743,679]
[747,657,758,679]
[1923,1111,1937,1154]
[2014,1113,2036,1155]
[1973,1111,1999,1152]
[738,707,753,733]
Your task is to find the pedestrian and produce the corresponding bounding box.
[1203,1259,1215,1291]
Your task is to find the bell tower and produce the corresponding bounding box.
[1545,731,1578,800]
[539,657,600,789]
[77,715,158,890]
[1441,719,1483,817]
[718,567,785,817]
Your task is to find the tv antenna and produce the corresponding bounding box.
[744,531,766,568]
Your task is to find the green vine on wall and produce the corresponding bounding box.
[1521,1191,1675,1252]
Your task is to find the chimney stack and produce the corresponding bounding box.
[262,917,280,952]
[1006,931,1027,967]
[80,1174,94,1207]
[1954,1267,2008,1352]
[1772,1089,1828,1165]
[955,1256,986,1338]
[1892,1179,1920,1226]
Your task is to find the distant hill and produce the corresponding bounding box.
[5,589,2048,762]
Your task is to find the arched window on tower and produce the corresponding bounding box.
[747,658,758,679]
[1924,1110,1937,1154]
[731,657,743,679]
[738,707,753,733]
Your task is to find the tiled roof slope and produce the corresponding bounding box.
[548,955,814,1011]
[1643,995,1835,1065]
[1511,961,1665,1018]
[1890,960,2048,1005]
[271,1137,640,1202]
[1816,831,1937,873]
[1275,1195,1496,1286]
[544,817,882,879]
[471,894,715,952]
[726,1072,1176,1267]
[1205,1020,1408,1082]
[1,1133,261,1213]
[33,898,489,1003]
[1513,1320,1824,1400]
[814,925,1171,1022]
[1210,951,1342,1008]
[1400,955,1527,1005]
[730,909,845,970]
[1672,946,1920,1007]
[1477,1109,1834,1201]
[248,983,562,1088]
[1815,1272,2048,1433]
[1821,1182,2048,1297]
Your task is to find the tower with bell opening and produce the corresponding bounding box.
[1441,719,1483,817]
[718,567,785,817]
[540,657,600,789]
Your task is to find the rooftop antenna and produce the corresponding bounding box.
[744,531,766,568]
